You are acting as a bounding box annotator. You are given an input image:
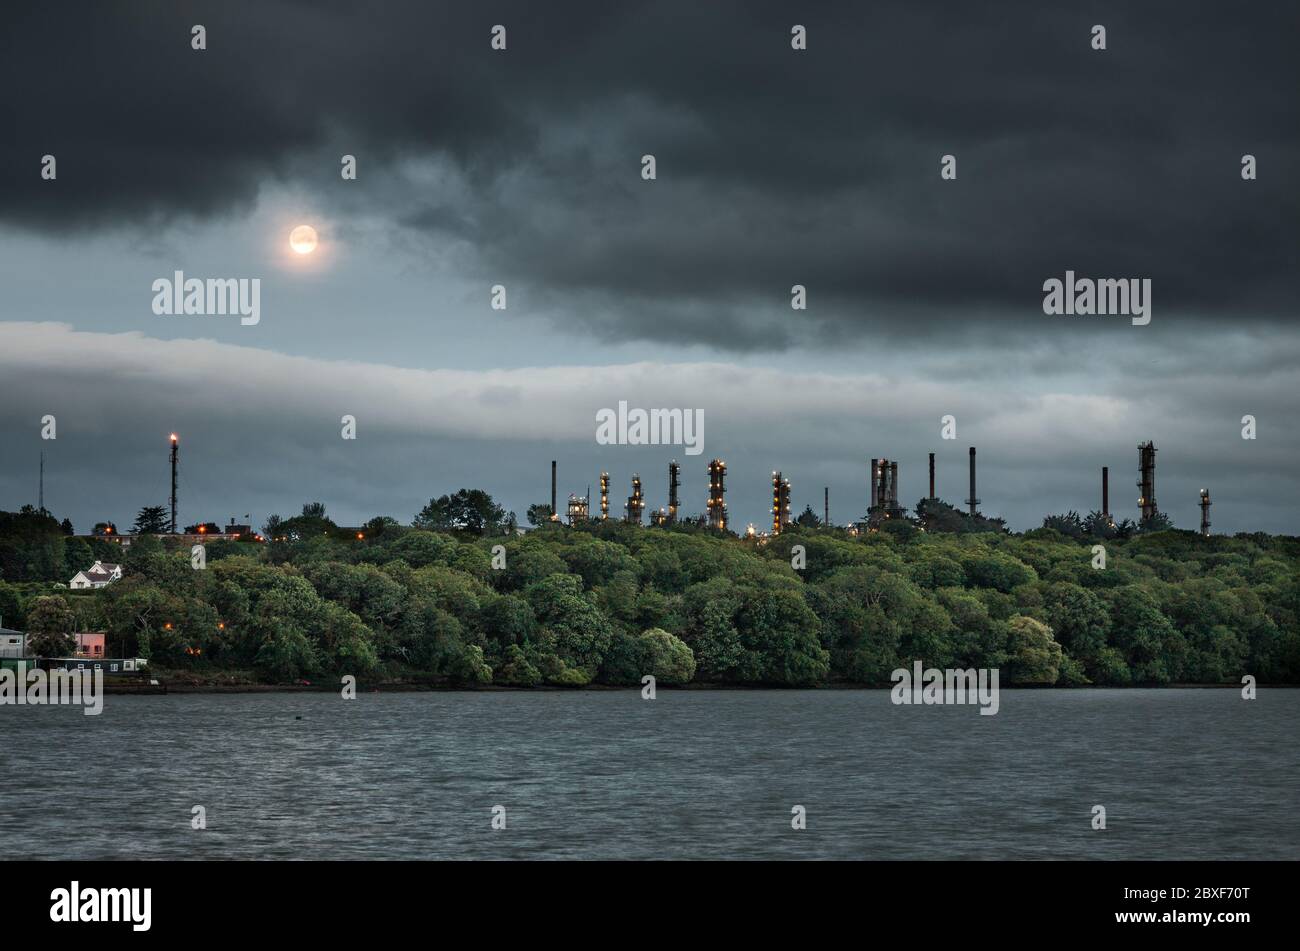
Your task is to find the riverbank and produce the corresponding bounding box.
[134,675,1274,694]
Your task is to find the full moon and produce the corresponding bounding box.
[289,224,318,255]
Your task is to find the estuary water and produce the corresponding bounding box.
[2,688,1296,860]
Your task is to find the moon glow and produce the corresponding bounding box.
[289,225,318,255]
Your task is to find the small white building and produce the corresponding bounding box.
[0,628,27,658]
[69,561,123,590]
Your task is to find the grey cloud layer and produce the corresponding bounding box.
[2,1,1296,351]
[2,323,1295,536]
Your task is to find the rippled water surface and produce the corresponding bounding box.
[3,688,1296,859]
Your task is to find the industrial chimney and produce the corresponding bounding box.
[551,460,557,521]
[1102,466,1110,520]
[667,461,680,525]
[1137,442,1158,522]
[965,447,979,516]
[928,452,936,500]
[169,433,179,533]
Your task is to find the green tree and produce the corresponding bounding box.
[730,586,829,685]
[415,490,506,535]
[525,574,614,674]
[1042,511,1085,538]
[960,551,1037,593]
[132,505,171,534]
[364,515,400,537]
[1138,511,1174,532]
[1004,615,1063,683]
[794,505,822,528]
[1040,581,1109,675]
[1106,585,1184,683]
[25,595,77,656]
[480,594,536,646]
[501,544,567,591]
[385,531,457,568]
[495,644,542,686]
[638,628,696,684]
[62,536,94,579]
[526,503,554,527]
[255,627,320,681]
[0,581,24,630]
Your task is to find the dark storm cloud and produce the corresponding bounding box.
[1,0,1296,350]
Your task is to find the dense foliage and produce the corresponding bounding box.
[1,504,1297,686]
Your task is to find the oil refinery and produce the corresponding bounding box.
[539,438,1213,538]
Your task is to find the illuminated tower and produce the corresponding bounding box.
[667,461,680,525]
[567,493,589,525]
[169,433,179,533]
[1199,488,1212,536]
[707,459,727,531]
[625,474,644,524]
[771,471,791,534]
[868,457,905,522]
[599,472,610,520]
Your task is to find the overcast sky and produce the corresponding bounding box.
[1,1,1297,535]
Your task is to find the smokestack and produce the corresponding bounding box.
[551,460,557,519]
[668,461,680,524]
[890,461,899,507]
[1102,466,1110,519]
[1137,442,1158,522]
[928,452,935,500]
[824,486,829,527]
[869,458,878,509]
[169,433,179,533]
[965,446,979,516]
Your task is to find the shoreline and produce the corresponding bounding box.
[136,680,1282,695]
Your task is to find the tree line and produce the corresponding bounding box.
[1,497,1296,686]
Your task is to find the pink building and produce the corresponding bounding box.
[75,632,106,658]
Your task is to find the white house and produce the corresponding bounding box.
[69,561,123,590]
[0,628,26,658]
